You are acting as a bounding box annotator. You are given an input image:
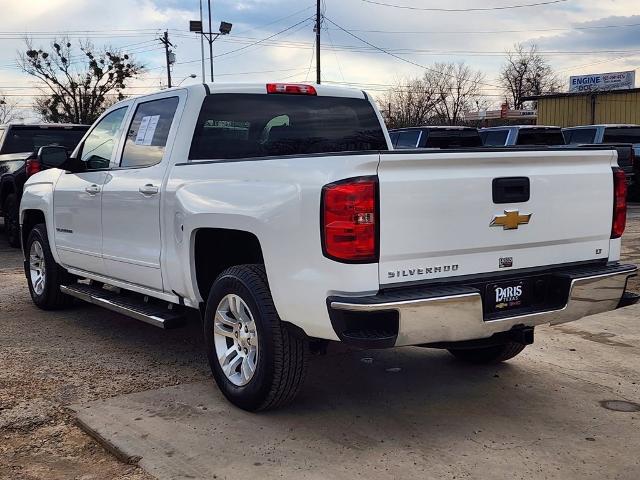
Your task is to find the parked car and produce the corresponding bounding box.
[0,124,89,246]
[20,83,637,411]
[563,124,639,198]
[480,126,565,147]
[389,126,482,149]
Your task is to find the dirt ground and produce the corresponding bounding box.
[0,206,639,480]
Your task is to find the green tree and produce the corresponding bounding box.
[18,39,144,124]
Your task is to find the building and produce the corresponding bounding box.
[524,88,640,127]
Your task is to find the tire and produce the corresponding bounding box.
[3,193,21,248]
[25,223,75,310]
[448,341,526,364]
[203,264,308,411]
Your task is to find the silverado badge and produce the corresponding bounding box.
[490,210,532,230]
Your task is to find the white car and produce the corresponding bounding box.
[20,83,638,410]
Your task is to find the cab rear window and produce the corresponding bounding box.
[603,127,640,144]
[189,94,387,160]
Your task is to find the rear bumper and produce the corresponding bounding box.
[328,263,638,348]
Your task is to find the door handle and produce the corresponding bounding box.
[139,184,159,196]
[85,184,101,195]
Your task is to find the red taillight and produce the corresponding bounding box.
[322,177,378,263]
[25,158,41,177]
[612,167,627,239]
[266,83,317,95]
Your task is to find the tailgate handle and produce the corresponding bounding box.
[492,177,530,204]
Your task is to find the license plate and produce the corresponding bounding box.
[486,279,531,314]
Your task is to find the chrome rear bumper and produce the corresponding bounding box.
[329,263,638,347]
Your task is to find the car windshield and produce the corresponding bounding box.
[602,127,640,144]
[424,129,482,148]
[516,129,565,146]
[0,126,88,155]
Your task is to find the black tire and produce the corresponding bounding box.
[3,193,21,248]
[203,264,308,411]
[24,223,75,310]
[448,341,526,364]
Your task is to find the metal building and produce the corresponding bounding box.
[524,88,640,127]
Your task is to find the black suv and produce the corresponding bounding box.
[0,124,88,247]
[389,126,483,149]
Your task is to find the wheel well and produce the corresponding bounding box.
[194,228,265,300]
[21,209,46,253]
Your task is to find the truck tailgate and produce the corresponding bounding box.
[378,149,616,286]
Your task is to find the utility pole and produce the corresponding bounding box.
[315,0,321,84]
[159,30,173,88]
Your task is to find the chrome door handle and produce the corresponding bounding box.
[85,184,101,195]
[139,184,159,196]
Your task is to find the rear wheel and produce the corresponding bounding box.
[3,194,20,248]
[25,224,75,310]
[203,264,308,411]
[448,341,526,364]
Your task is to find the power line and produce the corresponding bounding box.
[325,21,640,35]
[359,0,570,11]
[324,16,504,90]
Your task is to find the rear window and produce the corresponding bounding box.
[481,130,508,146]
[603,127,640,144]
[564,128,596,144]
[189,94,387,160]
[0,126,87,154]
[423,129,482,149]
[516,129,564,146]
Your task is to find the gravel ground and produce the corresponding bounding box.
[0,207,638,479]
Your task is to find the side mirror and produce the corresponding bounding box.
[38,145,69,168]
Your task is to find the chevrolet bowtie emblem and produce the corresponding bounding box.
[490,210,532,230]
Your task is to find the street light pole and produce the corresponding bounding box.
[208,0,214,82]
[199,0,205,82]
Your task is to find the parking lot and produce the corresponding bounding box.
[1,206,639,480]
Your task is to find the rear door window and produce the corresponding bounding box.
[120,96,179,168]
[395,130,420,149]
[603,127,640,144]
[516,129,564,146]
[564,128,597,144]
[482,130,508,146]
[189,94,387,160]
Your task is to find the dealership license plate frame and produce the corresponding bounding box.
[485,278,533,315]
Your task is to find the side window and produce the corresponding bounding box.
[565,128,596,144]
[388,131,399,147]
[483,130,508,146]
[79,107,128,170]
[396,130,420,149]
[120,97,179,168]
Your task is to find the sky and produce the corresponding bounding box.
[0,0,639,121]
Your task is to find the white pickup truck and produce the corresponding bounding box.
[20,83,637,411]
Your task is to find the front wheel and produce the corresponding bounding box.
[203,264,308,411]
[448,341,526,364]
[25,224,75,310]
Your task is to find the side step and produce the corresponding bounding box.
[60,283,186,329]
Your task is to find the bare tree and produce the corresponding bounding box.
[380,62,487,128]
[18,39,144,124]
[427,62,485,125]
[499,43,562,109]
[379,76,442,129]
[0,93,20,124]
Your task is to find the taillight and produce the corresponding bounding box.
[321,177,378,263]
[266,83,317,95]
[25,158,41,178]
[611,167,627,239]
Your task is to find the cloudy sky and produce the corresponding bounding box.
[1,0,639,120]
